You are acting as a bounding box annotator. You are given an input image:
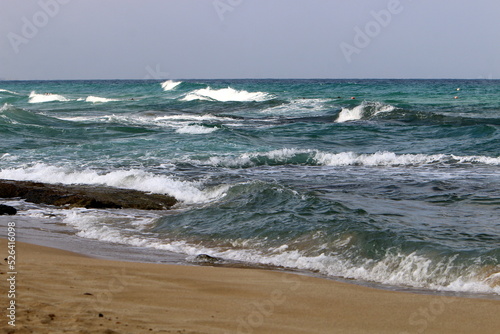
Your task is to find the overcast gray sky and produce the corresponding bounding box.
[1,0,499,80]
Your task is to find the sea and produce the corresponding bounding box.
[0,79,499,297]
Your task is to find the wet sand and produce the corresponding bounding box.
[1,239,499,333]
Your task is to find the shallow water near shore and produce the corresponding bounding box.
[1,79,499,296]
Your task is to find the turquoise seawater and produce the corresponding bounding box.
[1,79,499,294]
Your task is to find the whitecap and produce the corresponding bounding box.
[336,101,395,123]
[161,80,182,91]
[175,125,218,134]
[0,164,228,204]
[28,91,69,103]
[0,103,13,112]
[85,96,120,103]
[154,114,234,122]
[190,149,500,168]
[182,86,270,102]
[0,89,20,95]
[261,98,330,115]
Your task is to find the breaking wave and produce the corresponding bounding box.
[0,164,228,204]
[84,96,120,103]
[0,89,20,95]
[54,112,231,133]
[161,80,182,91]
[175,125,218,134]
[191,149,500,168]
[28,91,69,103]
[182,86,270,102]
[336,101,396,122]
[61,202,500,295]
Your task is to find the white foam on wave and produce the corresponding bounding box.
[261,98,330,115]
[0,89,20,95]
[62,209,216,255]
[315,151,500,166]
[192,149,500,168]
[336,101,395,123]
[182,87,270,102]
[0,103,13,112]
[0,164,228,204]
[55,113,230,134]
[59,212,500,295]
[85,96,120,103]
[154,114,234,122]
[56,113,232,124]
[212,248,500,294]
[175,125,217,134]
[161,80,182,91]
[28,91,69,103]
[0,153,17,161]
[314,151,445,166]
[202,148,306,167]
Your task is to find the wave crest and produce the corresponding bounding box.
[161,80,182,91]
[336,101,396,123]
[84,96,120,103]
[0,89,20,95]
[29,91,69,103]
[182,86,270,102]
[61,207,500,295]
[0,164,228,204]
[175,125,218,134]
[191,149,500,168]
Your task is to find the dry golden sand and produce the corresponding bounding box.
[1,239,499,334]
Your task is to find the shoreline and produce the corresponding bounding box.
[1,238,499,333]
[1,213,499,301]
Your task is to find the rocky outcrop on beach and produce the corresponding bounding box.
[0,204,17,215]
[0,179,177,210]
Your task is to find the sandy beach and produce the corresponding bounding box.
[1,238,499,334]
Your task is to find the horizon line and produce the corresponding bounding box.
[0,77,497,82]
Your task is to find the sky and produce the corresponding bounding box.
[1,0,499,80]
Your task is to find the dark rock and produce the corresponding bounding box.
[0,179,177,210]
[193,254,224,264]
[0,204,17,215]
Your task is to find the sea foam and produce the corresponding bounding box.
[0,103,13,112]
[161,80,182,91]
[192,149,500,168]
[60,210,500,295]
[0,164,228,204]
[0,89,20,95]
[261,98,330,115]
[175,125,218,134]
[336,101,395,122]
[85,96,120,103]
[28,91,69,103]
[182,87,270,102]
[55,113,233,129]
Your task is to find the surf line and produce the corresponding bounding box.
[340,0,409,64]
